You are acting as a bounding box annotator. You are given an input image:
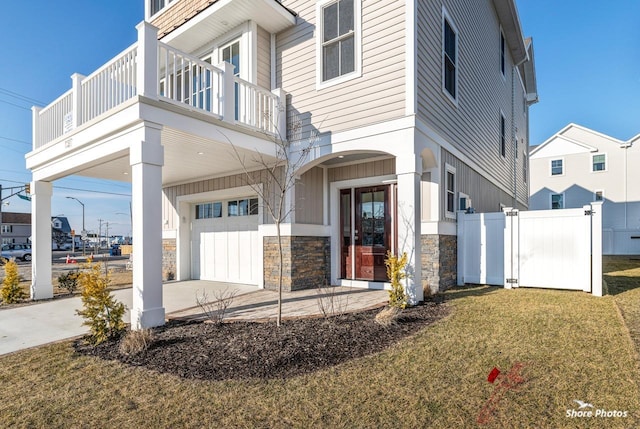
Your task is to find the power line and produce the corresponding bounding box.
[0,135,31,145]
[0,98,31,111]
[0,87,45,105]
[0,180,131,197]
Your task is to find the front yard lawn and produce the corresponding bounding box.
[0,260,639,427]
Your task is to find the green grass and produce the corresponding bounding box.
[0,266,639,427]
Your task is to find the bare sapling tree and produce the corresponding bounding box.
[224,112,318,327]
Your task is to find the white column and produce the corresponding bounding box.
[396,153,423,304]
[31,106,42,150]
[271,87,288,139]
[71,73,85,129]
[130,126,165,329]
[31,181,53,300]
[218,61,236,124]
[136,21,158,100]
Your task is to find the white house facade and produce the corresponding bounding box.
[26,0,537,328]
[530,123,640,255]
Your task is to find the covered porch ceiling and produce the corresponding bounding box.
[71,127,278,186]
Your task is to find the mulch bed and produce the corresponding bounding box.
[74,299,450,381]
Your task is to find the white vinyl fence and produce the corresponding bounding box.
[457,202,603,296]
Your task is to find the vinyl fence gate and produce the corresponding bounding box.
[456,202,603,296]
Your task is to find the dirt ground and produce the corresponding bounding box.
[74,299,450,381]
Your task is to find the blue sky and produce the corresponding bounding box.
[0,1,638,235]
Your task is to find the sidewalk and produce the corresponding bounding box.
[0,282,388,355]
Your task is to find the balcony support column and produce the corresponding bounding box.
[30,180,53,300]
[130,124,165,329]
[136,21,158,99]
[218,61,236,124]
[271,88,288,140]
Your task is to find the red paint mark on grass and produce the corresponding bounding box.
[477,362,527,425]
[487,367,500,383]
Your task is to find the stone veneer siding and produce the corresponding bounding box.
[162,238,177,281]
[264,236,330,292]
[421,234,457,295]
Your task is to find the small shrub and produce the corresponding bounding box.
[57,270,79,294]
[1,259,26,304]
[375,306,402,327]
[195,287,238,324]
[385,251,408,309]
[316,283,349,319]
[76,262,126,344]
[119,328,154,356]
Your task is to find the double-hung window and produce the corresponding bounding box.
[551,159,563,176]
[500,113,506,157]
[500,30,506,77]
[318,0,360,87]
[592,154,606,172]
[150,0,176,17]
[551,193,564,209]
[445,164,456,219]
[442,11,458,101]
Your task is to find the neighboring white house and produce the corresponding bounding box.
[530,123,640,255]
[26,0,537,328]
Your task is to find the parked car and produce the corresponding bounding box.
[1,243,32,261]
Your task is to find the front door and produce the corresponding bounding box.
[341,185,392,281]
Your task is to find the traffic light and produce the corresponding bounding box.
[25,183,30,194]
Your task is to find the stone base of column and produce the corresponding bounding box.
[131,307,166,329]
[162,238,177,281]
[421,234,457,295]
[263,236,330,292]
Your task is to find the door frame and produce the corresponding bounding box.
[330,174,397,288]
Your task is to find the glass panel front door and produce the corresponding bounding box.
[340,185,391,281]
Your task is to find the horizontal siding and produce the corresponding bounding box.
[417,0,530,209]
[257,25,271,89]
[279,0,406,140]
[441,149,521,221]
[296,166,324,224]
[151,0,213,38]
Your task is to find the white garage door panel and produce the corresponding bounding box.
[192,215,259,285]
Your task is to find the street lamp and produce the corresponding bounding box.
[66,197,85,255]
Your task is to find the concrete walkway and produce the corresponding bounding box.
[0,282,388,356]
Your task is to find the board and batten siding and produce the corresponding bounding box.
[417,0,529,209]
[327,158,396,183]
[278,0,406,141]
[162,169,283,230]
[257,25,271,90]
[295,166,324,225]
[440,149,523,221]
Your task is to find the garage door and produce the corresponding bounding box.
[191,198,259,285]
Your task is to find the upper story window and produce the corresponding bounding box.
[523,153,528,183]
[317,0,361,88]
[150,0,176,17]
[500,30,506,77]
[442,8,458,102]
[551,159,563,176]
[500,113,506,157]
[594,190,604,202]
[592,154,606,172]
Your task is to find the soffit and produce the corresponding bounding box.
[160,0,296,54]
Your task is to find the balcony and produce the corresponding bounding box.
[31,22,286,151]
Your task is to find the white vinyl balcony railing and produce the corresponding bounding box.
[32,22,285,149]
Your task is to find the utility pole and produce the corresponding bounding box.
[97,219,103,255]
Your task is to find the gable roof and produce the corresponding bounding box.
[530,123,628,157]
